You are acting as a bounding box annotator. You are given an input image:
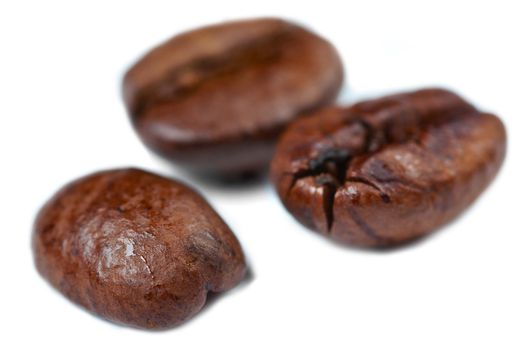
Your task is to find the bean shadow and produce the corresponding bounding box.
[182,167,269,192]
[149,152,270,196]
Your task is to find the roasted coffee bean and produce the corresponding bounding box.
[32,168,246,329]
[123,18,343,178]
[270,88,506,248]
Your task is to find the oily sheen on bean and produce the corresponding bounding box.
[32,168,246,329]
[123,18,343,178]
[270,88,506,248]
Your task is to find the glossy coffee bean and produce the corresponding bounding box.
[123,18,343,177]
[33,168,246,329]
[271,88,506,248]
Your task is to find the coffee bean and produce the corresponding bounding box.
[270,88,506,248]
[123,18,343,177]
[32,168,246,329]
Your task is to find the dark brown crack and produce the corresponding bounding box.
[285,148,351,233]
[309,148,351,184]
[132,28,296,117]
[322,182,337,232]
[285,119,380,232]
[370,176,428,194]
[286,148,351,195]
[347,207,385,242]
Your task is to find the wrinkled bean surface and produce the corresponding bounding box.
[271,88,506,247]
[33,168,246,329]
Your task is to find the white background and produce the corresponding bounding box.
[1,1,524,349]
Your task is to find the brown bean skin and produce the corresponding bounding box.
[270,88,506,248]
[123,18,343,177]
[32,168,246,329]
